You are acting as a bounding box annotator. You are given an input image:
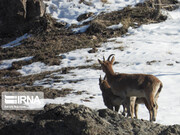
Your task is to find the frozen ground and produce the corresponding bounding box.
[0,56,33,70]
[44,0,145,25]
[0,0,180,125]
[20,7,180,125]
[1,33,30,48]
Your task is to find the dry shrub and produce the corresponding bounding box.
[121,17,131,29]
[86,20,107,34]
[101,0,108,4]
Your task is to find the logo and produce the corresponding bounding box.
[2,92,44,110]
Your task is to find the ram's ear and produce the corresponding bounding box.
[99,75,102,83]
[103,75,107,80]
[98,59,103,64]
[110,56,115,64]
[103,56,105,61]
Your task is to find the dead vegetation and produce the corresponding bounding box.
[0,86,72,99]
[0,65,99,87]
[0,0,179,98]
[1,0,172,65]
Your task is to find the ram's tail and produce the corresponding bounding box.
[155,82,163,100]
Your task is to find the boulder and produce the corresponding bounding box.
[26,0,45,20]
[0,103,180,135]
[0,0,45,36]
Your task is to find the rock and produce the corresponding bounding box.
[0,0,45,36]
[60,54,66,59]
[86,20,107,35]
[0,103,180,135]
[26,0,45,20]
[77,12,94,22]
[88,47,98,53]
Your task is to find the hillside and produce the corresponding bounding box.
[0,0,180,133]
[1,103,180,135]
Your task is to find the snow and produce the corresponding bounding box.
[32,7,180,125]
[1,0,180,125]
[0,56,33,70]
[18,48,95,76]
[1,33,30,48]
[107,23,123,30]
[18,62,60,76]
[72,25,90,33]
[44,0,145,25]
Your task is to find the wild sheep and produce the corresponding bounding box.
[99,75,160,119]
[99,75,122,112]
[98,54,163,121]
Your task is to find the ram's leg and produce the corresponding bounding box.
[135,103,139,119]
[122,104,127,116]
[130,97,136,119]
[146,94,156,122]
[107,105,113,111]
[125,98,131,118]
[115,105,120,112]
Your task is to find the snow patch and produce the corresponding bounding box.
[72,25,90,33]
[0,56,33,70]
[18,62,60,76]
[44,0,145,25]
[1,34,30,48]
[31,7,180,125]
[2,0,180,125]
[107,23,123,30]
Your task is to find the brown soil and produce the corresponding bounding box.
[0,1,179,133]
[1,103,180,134]
[0,0,179,104]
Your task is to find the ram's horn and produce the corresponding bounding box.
[107,54,115,61]
[103,56,105,61]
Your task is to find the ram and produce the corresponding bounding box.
[99,75,127,115]
[98,54,162,121]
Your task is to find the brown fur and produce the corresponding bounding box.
[99,76,121,112]
[99,76,153,118]
[98,54,163,121]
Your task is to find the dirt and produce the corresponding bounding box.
[0,86,72,99]
[0,0,180,133]
[0,0,179,110]
[0,0,178,98]
[1,0,177,86]
[0,1,171,64]
[0,103,180,135]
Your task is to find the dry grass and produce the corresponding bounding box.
[100,0,108,4]
[0,0,170,99]
[0,86,72,99]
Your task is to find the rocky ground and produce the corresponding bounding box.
[1,103,180,135]
[0,0,180,134]
[0,0,178,96]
